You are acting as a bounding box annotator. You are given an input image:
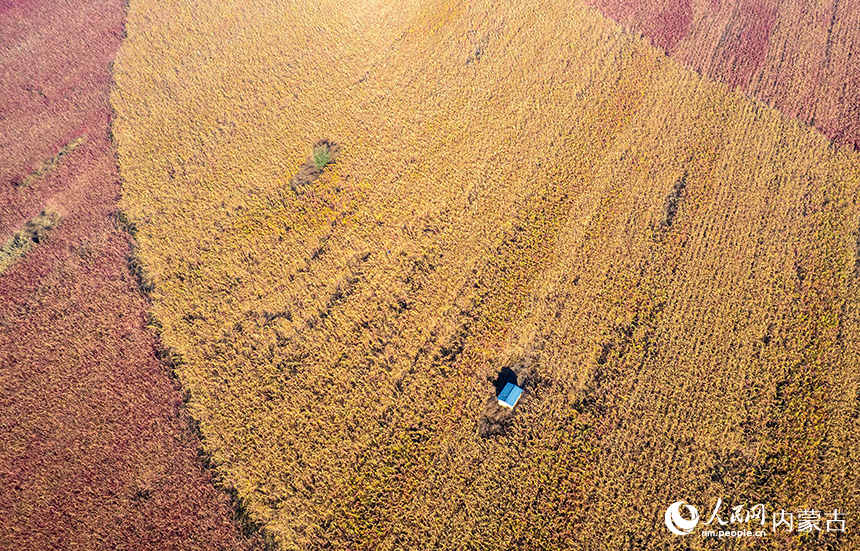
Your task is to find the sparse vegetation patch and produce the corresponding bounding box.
[290,139,340,191]
[0,209,60,274]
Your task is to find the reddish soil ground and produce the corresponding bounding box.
[589,0,860,148]
[0,2,263,549]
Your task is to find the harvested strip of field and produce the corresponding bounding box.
[0,1,264,549]
[113,0,859,549]
[0,209,60,274]
[587,0,860,148]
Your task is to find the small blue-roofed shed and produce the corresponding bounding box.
[497,382,523,409]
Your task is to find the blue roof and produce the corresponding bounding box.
[498,382,523,408]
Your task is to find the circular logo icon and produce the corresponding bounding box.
[664,500,699,536]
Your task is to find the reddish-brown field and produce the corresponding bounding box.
[588,0,860,148]
[0,1,262,549]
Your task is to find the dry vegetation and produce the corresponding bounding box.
[111,0,859,549]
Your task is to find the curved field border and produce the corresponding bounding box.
[0,1,263,549]
[588,0,860,148]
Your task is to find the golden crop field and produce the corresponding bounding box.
[111,0,859,548]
